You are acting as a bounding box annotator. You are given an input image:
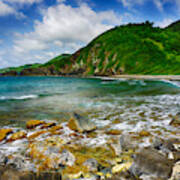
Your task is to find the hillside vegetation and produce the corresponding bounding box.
[0,21,180,76]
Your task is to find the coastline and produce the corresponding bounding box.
[1,74,180,81]
[90,75,180,81]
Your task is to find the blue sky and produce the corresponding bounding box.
[0,0,179,68]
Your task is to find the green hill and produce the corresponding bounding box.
[0,21,180,76]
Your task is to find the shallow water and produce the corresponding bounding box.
[0,76,180,138]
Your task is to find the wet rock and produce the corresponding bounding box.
[119,134,135,152]
[28,130,47,139]
[153,138,179,155]
[139,130,151,137]
[83,158,98,172]
[112,162,132,174]
[8,131,26,142]
[0,129,13,142]
[6,155,30,170]
[68,113,96,133]
[130,147,173,179]
[58,149,75,166]
[0,152,7,165]
[0,166,61,180]
[26,120,45,129]
[106,129,122,135]
[170,113,180,127]
[169,161,180,180]
[40,122,56,129]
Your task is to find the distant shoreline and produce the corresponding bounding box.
[1,75,180,81]
[90,75,180,81]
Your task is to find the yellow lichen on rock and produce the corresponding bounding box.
[112,162,132,174]
[139,130,151,137]
[8,131,26,142]
[40,122,56,129]
[49,124,63,134]
[68,117,80,132]
[0,129,13,141]
[28,130,47,140]
[106,129,122,135]
[26,120,44,129]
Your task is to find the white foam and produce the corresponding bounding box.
[0,95,38,100]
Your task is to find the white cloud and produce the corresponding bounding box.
[56,0,66,3]
[153,0,163,12]
[155,18,174,28]
[4,0,43,5]
[118,0,145,8]
[13,3,121,55]
[0,1,16,16]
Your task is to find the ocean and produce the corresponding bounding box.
[0,76,180,138]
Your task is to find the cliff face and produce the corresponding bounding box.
[1,21,180,76]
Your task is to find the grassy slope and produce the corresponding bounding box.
[0,21,180,75]
[70,21,180,75]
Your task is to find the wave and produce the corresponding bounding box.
[160,80,180,88]
[0,95,39,100]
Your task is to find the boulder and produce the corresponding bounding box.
[0,129,13,142]
[26,120,45,129]
[68,113,96,133]
[169,161,180,180]
[130,147,173,179]
[8,131,26,142]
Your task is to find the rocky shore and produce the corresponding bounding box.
[0,113,179,180]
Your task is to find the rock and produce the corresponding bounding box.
[170,113,180,127]
[119,134,135,152]
[130,147,173,179]
[83,158,98,172]
[0,152,7,165]
[68,113,96,133]
[28,130,47,139]
[40,122,56,129]
[169,161,180,180]
[0,129,13,142]
[0,166,61,180]
[26,120,44,129]
[106,129,122,135]
[139,130,151,137]
[58,149,75,166]
[8,131,26,142]
[6,155,27,170]
[48,124,63,134]
[112,162,132,174]
[153,138,178,155]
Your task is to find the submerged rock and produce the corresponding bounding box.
[68,113,96,133]
[0,129,13,142]
[26,120,45,129]
[130,147,173,179]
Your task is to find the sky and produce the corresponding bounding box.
[0,0,179,68]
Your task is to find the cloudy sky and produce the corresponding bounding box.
[0,0,179,68]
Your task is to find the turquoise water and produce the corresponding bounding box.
[0,76,180,133]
